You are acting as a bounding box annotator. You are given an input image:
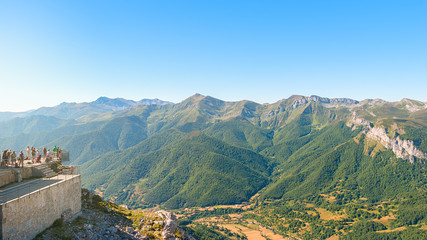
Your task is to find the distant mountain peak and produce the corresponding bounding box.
[91,97,172,108]
[94,96,110,102]
[181,94,224,109]
[137,98,173,105]
[187,93,206,100]
[92,96,132,103]
[280,95,358,104]
[399,98,427,112]
[307,95,359,104]
[274,95,359,111]
[91,97,136,109]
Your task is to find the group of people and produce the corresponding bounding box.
[1,149,23,168]
[1,146,62,168]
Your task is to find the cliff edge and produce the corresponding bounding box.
[35,189,195,240]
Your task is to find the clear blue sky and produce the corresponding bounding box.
[1,0,426,112]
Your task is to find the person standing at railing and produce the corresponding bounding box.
[31,147,36,163]
[36,150,41,163]
[53,146,58,159]
[42,147,47,159]
[11,151,17,167]
[2,150,8,168]
[26,146,30,160]
[46,149,51,161]
[18,151,24,168]
[8,149,12,167]
[58,147,62,161]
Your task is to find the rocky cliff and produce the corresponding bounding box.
[348,113,427,163]
[288,95,359,110]
[36,189,195,240]
[264,95,359,119]
[366,127,427,163]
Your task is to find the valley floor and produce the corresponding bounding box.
[175,191,427,240]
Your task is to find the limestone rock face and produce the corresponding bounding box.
[290,97,309,110]
[348,113,427,163]
[155,210,195,240]
[157,211,178,239]
[401,98,427,112]
[366,127,390,145]
[157,210,177,221]
[347,112,373,131]
[308,95,359,105]
[366,127,427,163]
[262,95,359,119]
[289,95,359,111]
[162,219,178,239]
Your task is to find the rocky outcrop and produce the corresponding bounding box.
[348,112,427,163]
[309,95,359,105]
[288,95,359,111]
[366,127,427,163]
[154,211,195,240]
[401,98,427,112]
[347,112,372,131]
[37,190,195,240]
[263,95,359,120]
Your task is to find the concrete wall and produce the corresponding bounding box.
[62,165,80,175]
[0,171,15,188]
[1,175,81,240]
[20,168,33,179]
[0,168,32,188]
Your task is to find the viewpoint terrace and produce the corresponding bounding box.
[0,155,81,240]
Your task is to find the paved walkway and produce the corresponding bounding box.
[0,175,77,204]
[0,156,60,169]
[22,156,60,167]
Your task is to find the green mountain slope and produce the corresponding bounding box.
[75,95,427,210]
[2,94,426,213]
[54,115,147,164]
[0,115,76,138]
[83,132,272,209]
[0,119,105,150]
[82,128,186,182]
[203,117,273,152]
[262,128,427,202]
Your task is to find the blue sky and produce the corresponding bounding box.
[1,0,426,112]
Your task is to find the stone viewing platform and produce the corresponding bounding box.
[0,160,81,240]
[0,160,77,188]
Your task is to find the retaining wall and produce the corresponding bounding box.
[0,168,32,188]
[0,175,81,240]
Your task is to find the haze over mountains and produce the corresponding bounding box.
[0,97,172,122]
[0,94,426,210]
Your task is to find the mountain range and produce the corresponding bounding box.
[0,97,172,122]
[0,94,426,210]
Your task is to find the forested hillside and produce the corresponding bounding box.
[74,95,427,211]
[1,95,426,207]
[0,94,426,238]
